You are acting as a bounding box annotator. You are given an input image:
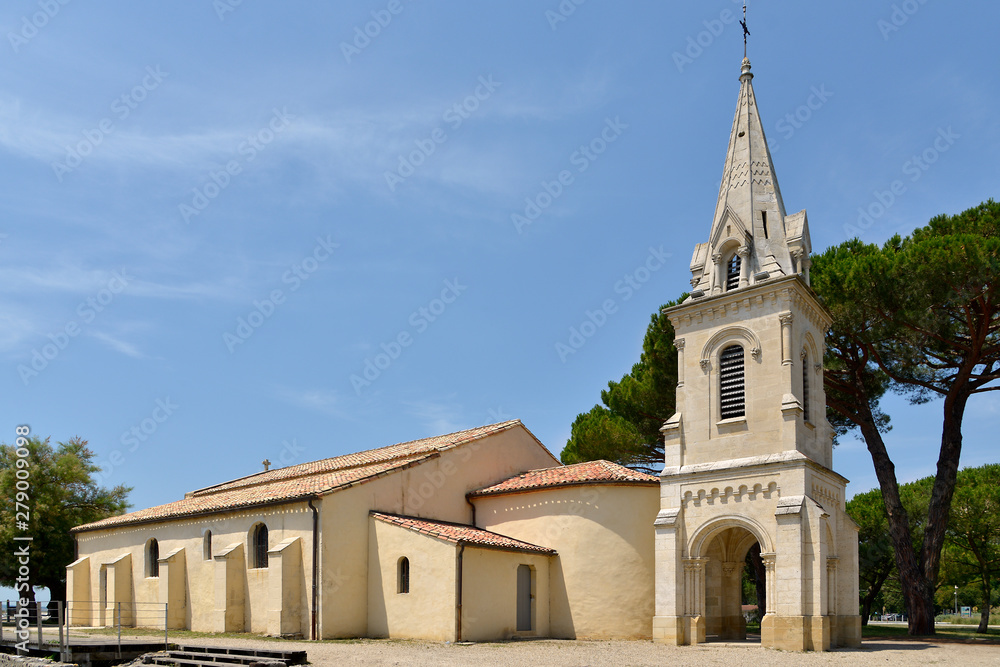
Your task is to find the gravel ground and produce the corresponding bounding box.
[110,634,1000,666]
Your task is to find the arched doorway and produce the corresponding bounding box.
[690,518,772,642]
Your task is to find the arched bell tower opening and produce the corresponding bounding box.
[651,56,861,652]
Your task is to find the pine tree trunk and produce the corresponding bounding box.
[855,393,935,635]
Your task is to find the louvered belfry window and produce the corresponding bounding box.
[720,345,746,419]
[726,253,741,291]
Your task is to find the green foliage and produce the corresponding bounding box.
[851,462,1000,632]
[939,463,1000,632]
[0,436,131,600]
[814,200,1000,634]
[560,297,683,472]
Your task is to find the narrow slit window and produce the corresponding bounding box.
[146,538,159,578]
[726,254,741,291]
[720,345,746,419]
[802,353,811,421]
[762,211,769,239]
[251,523,269,569]
[397,557,410,594]
[203,531,213,561]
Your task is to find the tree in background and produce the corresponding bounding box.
[0,436,131,608]
[561,297,682,473]
[940,463,1000,633]
[812,200,1000,635]
[851,464,1000,633]
[846,487,896,624]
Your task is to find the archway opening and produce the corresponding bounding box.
[701,525,763,643]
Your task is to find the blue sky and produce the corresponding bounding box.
[1,0,998,568]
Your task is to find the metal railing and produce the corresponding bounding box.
[2,600,169,660]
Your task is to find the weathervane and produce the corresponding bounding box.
[740,2,750,58]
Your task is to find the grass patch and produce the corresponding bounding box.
[863,623,1000,643]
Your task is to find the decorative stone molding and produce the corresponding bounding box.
[774,495,806,517]
[722,561,740,577]
[699,325,763,368]
[811,481,840,506]
[661,413,681,436]
[682,481,778,507]
[654,508,681,528]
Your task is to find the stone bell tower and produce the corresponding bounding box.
[651,58,861,651]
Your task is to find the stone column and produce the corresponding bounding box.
[779,312,794,366]
[760,552,776,615]
[675,338,685,388]
[721,561,745,639]
[682,557,708,644]
[826,557,839,616]
[737,246,750,288]
[711,253,723,294]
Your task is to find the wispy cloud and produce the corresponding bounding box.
[275,386,349,418]
[90,330,146,359]
[403,396,464,435]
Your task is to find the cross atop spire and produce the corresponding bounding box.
[685,58,812,297]
[740,2,750,59]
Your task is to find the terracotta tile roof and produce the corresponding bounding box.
[74,420,530,533]
[371,512,556,555]
[468,459,659,497]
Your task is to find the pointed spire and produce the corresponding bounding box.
[687,58,812,297]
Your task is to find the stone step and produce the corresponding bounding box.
[175,646,306,664]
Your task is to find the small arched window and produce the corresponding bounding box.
[726,253,741,291]
[146,538,159,578]
[203,531,213,561]
[720,345,746,419]
[802,353,811,421]
[251,523,269,569]
[397,557,410,594]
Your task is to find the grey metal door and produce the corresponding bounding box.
[516,564,532,631]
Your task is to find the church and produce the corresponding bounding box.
[67,56,860,651]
